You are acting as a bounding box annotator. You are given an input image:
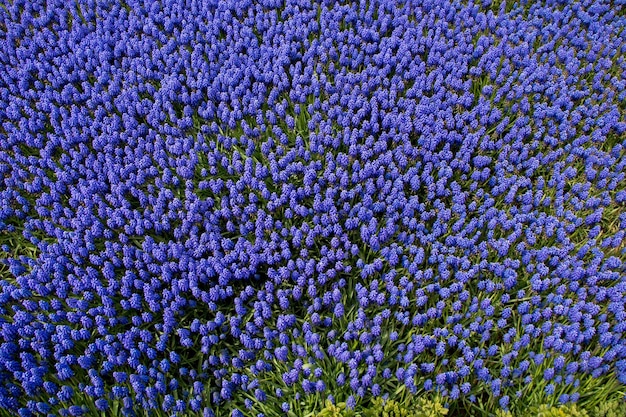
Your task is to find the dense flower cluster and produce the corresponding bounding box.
[0,0,625,415]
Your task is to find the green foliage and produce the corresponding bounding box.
[317,400,352,417]
[410,397,449,417]
[591,400,626,417]
[316,396,448,417]
[362,398,412,417]
[534,404,589,417]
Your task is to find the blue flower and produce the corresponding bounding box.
[346,396,357,410]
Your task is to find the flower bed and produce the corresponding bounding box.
[0,0,625,416]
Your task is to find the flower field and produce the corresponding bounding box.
[0,0,625,416]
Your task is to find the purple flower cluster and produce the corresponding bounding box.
[0,0,625,415]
